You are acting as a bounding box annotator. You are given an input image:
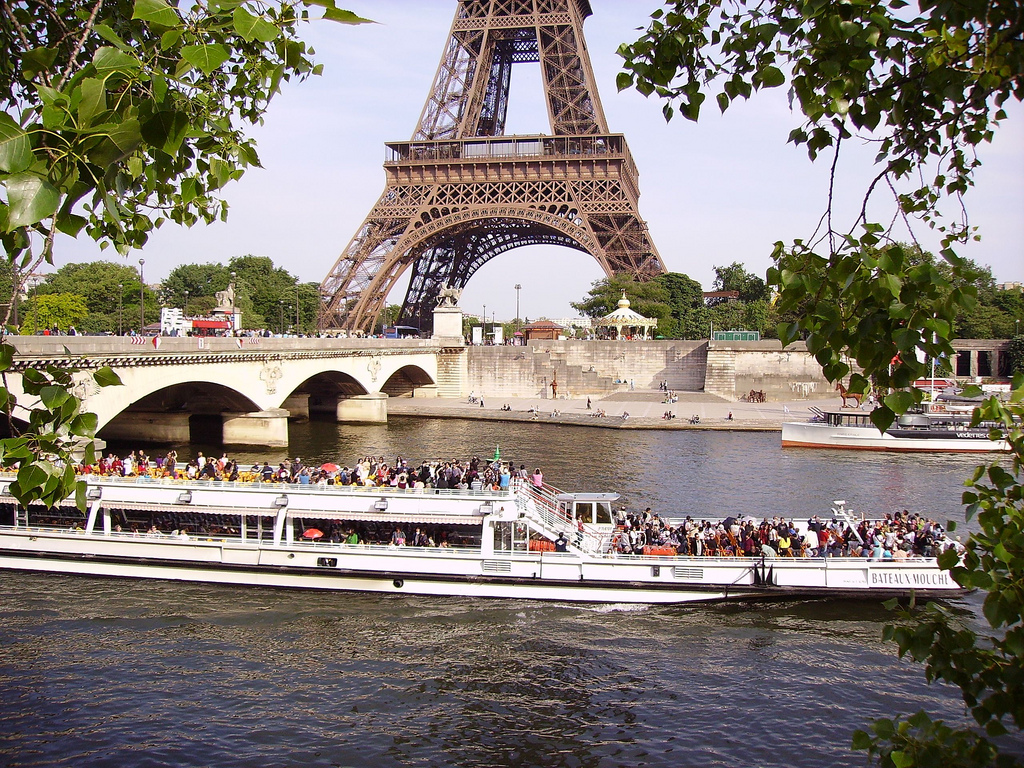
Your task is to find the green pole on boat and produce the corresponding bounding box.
[493,444,500,461]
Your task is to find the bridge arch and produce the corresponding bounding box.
[342,208,596,331]
[381,365,435,398]
[283,370,368,422]
[98,381,263,446]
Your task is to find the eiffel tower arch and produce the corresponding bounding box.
[320,0,666,333]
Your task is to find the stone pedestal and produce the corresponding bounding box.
[432,305,463,340]
[280,393,310,421]
[100,412,191,443]
[336,392,388,423]
[222,408,290,447]
[412,384,439,398]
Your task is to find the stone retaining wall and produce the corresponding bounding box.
[464,340,833,401]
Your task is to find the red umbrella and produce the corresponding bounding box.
[302,528,324,539]
[320,462,339,472]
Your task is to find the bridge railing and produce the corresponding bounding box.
[7,335,454,359]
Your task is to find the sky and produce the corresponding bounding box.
[53,0,1024,324]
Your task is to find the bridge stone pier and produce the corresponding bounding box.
[6,335,462,448]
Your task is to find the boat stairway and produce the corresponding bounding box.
[830,500,864,543]
[513,483,611,555]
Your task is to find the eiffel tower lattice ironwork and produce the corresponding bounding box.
[320,0,666,333]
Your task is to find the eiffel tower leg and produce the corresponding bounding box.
[319,187,425,331]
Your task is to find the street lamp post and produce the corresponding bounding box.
[483,303,486,343]
[279,300,284,334]
[117,283,123,335]
[138,258,145,333]
[183,289,189,316]
[514,283,521,335]
[229,271,236,334]
[296,282,300,333]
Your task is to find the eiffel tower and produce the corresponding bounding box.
[320,0,665,333]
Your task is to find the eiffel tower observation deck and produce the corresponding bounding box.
[320,0,666,333]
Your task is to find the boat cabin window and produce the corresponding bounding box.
[575,502,593,525]
[825,412,873,427]
[572,501,613,525]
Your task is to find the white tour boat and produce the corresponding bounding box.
[782,408,1009,452]
[0,476,962,604]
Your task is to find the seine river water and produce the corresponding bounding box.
[0,418,992,767]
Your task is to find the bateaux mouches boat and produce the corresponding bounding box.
[781,408,1010,453]
[0,476,961,604]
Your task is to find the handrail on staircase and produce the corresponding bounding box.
[515,483,611,554]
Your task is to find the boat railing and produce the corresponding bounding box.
[61,474,513,499]
[513,483,613,554]
[515,483,569,527]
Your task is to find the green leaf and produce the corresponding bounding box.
[92,24,131,52]
[232,7,279,43]
[883,390,915,415]
[322,7,375,24]
[93,367,123,388]
[131,0,182,27]
[4,173,60,230]
[759,66,785,88]
[21,46,59,81]
[92,47,141,73]
[55,213,88,238]
[181,44,231,75]
[15,463,50,497]
[0,113,34,174]
[39,385,70,410]
[69,412,98,438]
[142,110,190,155]
[303,0,373,24]
[77,78,107,129]
[851,730,872,751]
[890,750,912,768]
[993,542,1012,563]
[870,406,896,432]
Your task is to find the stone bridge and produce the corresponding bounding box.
[6,337,464,447]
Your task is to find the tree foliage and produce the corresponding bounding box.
[0,0,368,280]
[33,260,152,333]
[711,262,769,304]
[1009,336,1024,377]
[20,291,88,331]
[571,273,671,321]
[0,0,368,512]
[621,2,1024,764]
[573,269,780,340]
[163,256,319,333]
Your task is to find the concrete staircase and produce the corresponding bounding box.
[704,346,737,401]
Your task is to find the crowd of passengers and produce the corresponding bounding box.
[63,452,957,559]
[76,451,543,492]
[610,507,958,559]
